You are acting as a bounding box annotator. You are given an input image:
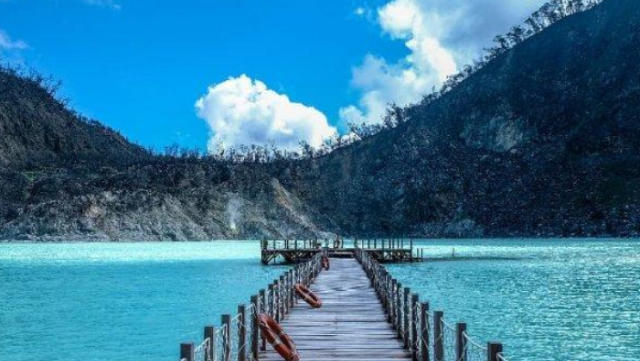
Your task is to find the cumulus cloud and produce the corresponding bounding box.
[0,30,28,51]
[341,0,547,125]
[195,75,337,153]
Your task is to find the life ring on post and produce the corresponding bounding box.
[322,256,330,270]
[294,284,323,308]
[258,314,299,361]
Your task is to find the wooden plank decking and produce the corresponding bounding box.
[260,258,410,361]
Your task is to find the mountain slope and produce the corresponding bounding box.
[0,69,339,240]
[1,0,639,240]
[0,68,147,167]
[285,0,640,237]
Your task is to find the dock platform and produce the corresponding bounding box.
[261,239,425,265]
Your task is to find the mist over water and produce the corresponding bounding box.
[0,240,638,361]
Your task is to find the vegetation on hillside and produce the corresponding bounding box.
[1,0,638,240]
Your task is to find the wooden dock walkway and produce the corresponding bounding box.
[260,258,410,361]
[177,246,511,361]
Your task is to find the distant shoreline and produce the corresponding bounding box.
[1,236,638,244]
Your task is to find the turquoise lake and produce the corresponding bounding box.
[1,240,639,361]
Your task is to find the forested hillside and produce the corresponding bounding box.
[287,0,640,237]
[0,0,638,240]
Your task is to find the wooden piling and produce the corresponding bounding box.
[488,343,503,361]
[403,287,411,348]
[420,302,430,361]
[204,326,215,361]
[279,275,286,318]
[396,282,403,339]
[411,294,420,361]
[456,323,467,361]
[180,342,195,361]
[274,280,280,322]
[268,283,275,320]
[258,289,266,351]
[434,311,444,361]
[238,305,246,361]
[222,314,231,361]
[250,295,259,360]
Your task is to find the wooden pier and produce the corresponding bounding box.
[260,257,409,361]
[261,239,425,265]
[178,244,511,361]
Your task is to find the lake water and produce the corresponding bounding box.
[388,239,640,361]
[0,242,286,361]
[0,240,639,361]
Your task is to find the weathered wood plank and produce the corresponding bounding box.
[259,258,410,361]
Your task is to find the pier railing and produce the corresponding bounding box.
[262,238,424,264]
[178,253,323,361]
[354,248,510,361]
[261,239,322,250]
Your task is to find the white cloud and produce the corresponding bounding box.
[0,30,28,51]
[342,0,547,125]
[195,75,337,153]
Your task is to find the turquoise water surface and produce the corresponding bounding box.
[388,239,640,361]
[1,240,639,361]
[0,242,286,361]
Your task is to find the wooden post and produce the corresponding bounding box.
[273,280,280,322]
[456,323,467,361]
[285,271,290,310]
[237,305,246,361]
[403,287,411,348]
[381,271,389,315]
[411,294,420,361]
[180,343,195,361]
[204,326,216,361]
[259,289,266,351]
[487,343,503,361]
[279,275,286,318]
[222,314,231,361]
[268,283,275,319]
[389,278,397,324]
[250,295,259,360]
[396,282,403,339]
[420,302,430,361]
[290,270,295,307]
[284,272,290,312]
[434,311,444,361]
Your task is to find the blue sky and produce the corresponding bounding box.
[0,0,546,152]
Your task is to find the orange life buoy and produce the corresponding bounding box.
[322,256,330,270]
[294,284,323,308]
[258,314,299,361]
